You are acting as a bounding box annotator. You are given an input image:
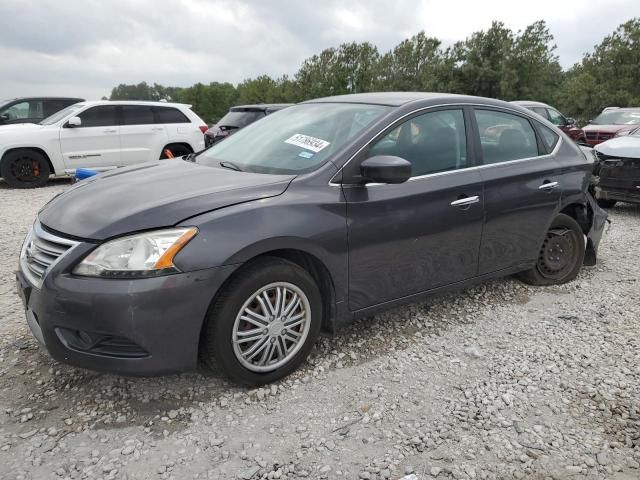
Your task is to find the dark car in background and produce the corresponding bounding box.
[511,101,586,144]
[16,92,606,385]
[204,104,292,147]
[591,127,640,207]
[0,97,84,126]
[582,107,640,146]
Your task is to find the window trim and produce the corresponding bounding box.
[331,102,563,187]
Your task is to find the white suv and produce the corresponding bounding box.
[0,101,207,188]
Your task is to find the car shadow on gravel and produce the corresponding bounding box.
[3,275,536,435]
[0,177,72,190]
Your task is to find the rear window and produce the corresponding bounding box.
[218,110,265,128]
[154,107,190,124]
[122,105,155,125]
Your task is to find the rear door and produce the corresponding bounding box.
[59,105,121,170]
[120,105,168,164]
[344,107,485,310]
[473,108,562,274]
[153,106,196,151]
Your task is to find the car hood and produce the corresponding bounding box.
[594,136,640,159]
[39,161,295,241]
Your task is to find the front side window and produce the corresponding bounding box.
[367,109,468,177]
[122,105,155,125]
[77,106,118,127]
[530,107,548,119]
[547,109,566,126]
[475,109,539,164]
[196,103,392,174]
[0,101,43,120]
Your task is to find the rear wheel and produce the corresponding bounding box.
[516,213,585,286]
[200,257,322,385]
[160,144,192,159]
[1,150,51,188]
[596,199,617,209]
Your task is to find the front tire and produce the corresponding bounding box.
[516,213,585,286]
[200,257,322,385]
[1,150,51,188]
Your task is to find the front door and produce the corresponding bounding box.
[59,105,121,171]
[472,108,562,274]
[343,108,485,311]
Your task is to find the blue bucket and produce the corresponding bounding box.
[75,168,99,182]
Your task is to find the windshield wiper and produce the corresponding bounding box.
[219,161,243,172]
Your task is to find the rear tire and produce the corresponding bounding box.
[200,257,322,386]
[516,213,585,286]
[1,150,51,188]
[596,199,616,209]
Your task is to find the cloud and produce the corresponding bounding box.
[0,0,637,99]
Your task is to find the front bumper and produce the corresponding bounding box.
[16,235,237,376]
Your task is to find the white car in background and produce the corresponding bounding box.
[0,101,207,188]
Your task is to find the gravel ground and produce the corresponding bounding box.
[0,179,639,480]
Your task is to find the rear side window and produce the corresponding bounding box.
[474,109,539,164]
[537,124,560,151]
[122,105,155,125]
[154,107,190,124]
[77,105,118,127]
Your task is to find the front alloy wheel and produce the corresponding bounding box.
[200,257,322,385]
[232,283,311,372]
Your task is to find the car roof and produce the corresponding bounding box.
[72,100,192,108]
[230,104,293,111]
[510,100,551,108]
[601,107,640,112]
[2,96,84,103]
[302,92,518,109]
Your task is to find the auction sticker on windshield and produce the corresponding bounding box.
[285,133,330,153]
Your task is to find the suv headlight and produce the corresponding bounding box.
[73,227,197,278]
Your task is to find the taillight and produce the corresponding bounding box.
[199,125,208,134]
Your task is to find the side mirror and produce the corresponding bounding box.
[360,155,411,184]
[588,119,592,124]
[0,113,9,122]
[66,116,82,128]
[566,117,575,126]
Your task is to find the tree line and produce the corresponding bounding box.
[109,18,640,125]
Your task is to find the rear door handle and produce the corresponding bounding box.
[151,127,164,132]
[538,181,559,191]
[103,129,117,133]
[450,196,480,208]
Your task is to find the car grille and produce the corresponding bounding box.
[20,221,79,287]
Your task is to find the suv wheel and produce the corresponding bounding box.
[516,213,585,286]
[1,150,51,188]
[200,257,322,385]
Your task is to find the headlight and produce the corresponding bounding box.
[73,227,197,278]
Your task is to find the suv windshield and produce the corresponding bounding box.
[217,110,265,128]
[197,103,391,174]
[592,110,640,125]
[40,104,82,125]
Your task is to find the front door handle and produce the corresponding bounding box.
[103,129,117,133]
[538,181,559,191]
[450,196,480,208]
[151,127,164,132]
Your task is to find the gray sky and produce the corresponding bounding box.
[1,0,638,100]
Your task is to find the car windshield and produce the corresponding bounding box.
[39,104,82,125]
[217,110,265,128]
[197,103,392,174]
[591,110,640,125]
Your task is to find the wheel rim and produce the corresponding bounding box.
[536,228,580,280]
[232,282,311,373]
[9,155,42,183]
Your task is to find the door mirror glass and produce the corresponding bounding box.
[360,156,411,184]
[67,116,82,127]
[0,113,9,121]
